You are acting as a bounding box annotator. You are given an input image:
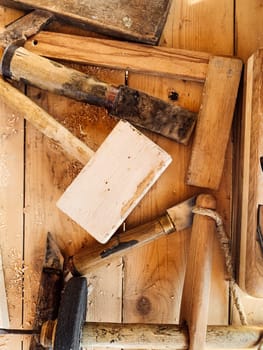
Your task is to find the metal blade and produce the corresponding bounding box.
[0,10,54,48]
[166,196,196,232]
[111,85,197,145]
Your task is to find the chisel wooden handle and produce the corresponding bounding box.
[180,194,216,350]
[1,45,118,108]
[0,45,197,144]
[71,214,176,275]
[0,76,94,164]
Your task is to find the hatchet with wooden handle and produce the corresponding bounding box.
[0,43,196,144]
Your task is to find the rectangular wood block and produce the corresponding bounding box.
[57,120,172,243]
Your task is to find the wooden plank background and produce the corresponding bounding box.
[0,0,262,349]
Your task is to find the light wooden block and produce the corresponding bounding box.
[57,120,172,243]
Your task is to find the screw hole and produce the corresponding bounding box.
[32,39,38,46]
[168,90,179,101]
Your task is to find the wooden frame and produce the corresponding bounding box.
[25,31,242,190]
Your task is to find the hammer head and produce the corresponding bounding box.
[0,10,54,48]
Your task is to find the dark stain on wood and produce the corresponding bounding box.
[111,85,197,144]
[136,296,151,315]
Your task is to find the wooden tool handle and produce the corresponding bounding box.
[1,45,118,108]
[0,77,94,164]
[81,323,263,349]
[180,194,216,350]
[71,214,176,275]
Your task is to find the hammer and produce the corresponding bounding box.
[0,10,197,145]
[38,278,263,350]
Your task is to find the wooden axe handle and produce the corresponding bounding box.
[0,76,94,164]
[180,194,216,350]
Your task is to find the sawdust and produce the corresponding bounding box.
[0,114,20,141]
[0,155,10,188]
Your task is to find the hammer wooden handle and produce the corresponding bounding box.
[0,77,94,164]
[180,194,216,350]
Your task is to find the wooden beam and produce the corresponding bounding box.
[239,48,263,297]
[24,31,210,82]
[180,194,216,350]
[0,0,172,45]
[186,56,242,190]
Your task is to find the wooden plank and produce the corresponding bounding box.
[24,31,210,82]
[0,0,172,45]
[235,0,263,61]
[160,0,234,55]
[123,0,234,327]
[180,194,216,350]
[239,49,263,297]
[23,65,125,329]
[57,120,172,243]
[186,56,242,190]
[0,6,25,350]
[232,0,263,325]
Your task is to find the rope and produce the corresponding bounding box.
[192,206,248,326]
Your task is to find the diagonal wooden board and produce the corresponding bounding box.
[57,120,172,243]
[0,0,172,45]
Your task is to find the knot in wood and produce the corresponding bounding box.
[136,296,151,315]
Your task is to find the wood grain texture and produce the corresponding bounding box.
[0,0,172,44]
[239,49,263,297]
[160,0,234,55]
[180,194,216,350]
[23,66,125,328]
[81,323,263,349]
[24,31,210,82]
[235,0,263,61]
[0,77,95,164]
[122,0,234,323]
[232,0,263,325]
[186,56,242,189]
[0,7,25,350]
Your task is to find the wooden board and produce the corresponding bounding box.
[1,0,263,348]
[232,0,263,325]
[0,6,25,350]
[0,0,172,45]
[186,56,242,189]
[239,49,263,297]
[57,120,172,243]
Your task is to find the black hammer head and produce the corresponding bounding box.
[110,85,197,145]
[54,277,87,350]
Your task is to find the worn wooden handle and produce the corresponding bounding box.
[81,323,262,349]
[0,77,94,164]
[71,214,175,275]
[180,194,216,350]
[1,45,118,108]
